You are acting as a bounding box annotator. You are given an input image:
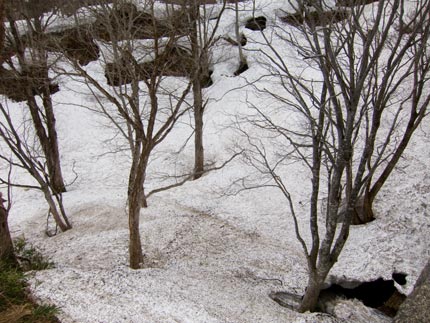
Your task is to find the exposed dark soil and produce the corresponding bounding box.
[281,9,350,27]
[234,60,249,76]
[45,27,100,66]
[105,45,193,86]
[201,70,214,88]
[0,66,60,102]
[92,3,190,41]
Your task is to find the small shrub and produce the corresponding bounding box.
[31,304,60,320]
[0,260,60,323]
[13,237,54,271]
[0,263,26,312]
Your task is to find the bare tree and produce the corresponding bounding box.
[238,0,430,312]
[2,0,67,194]
[0,101,72,233]
[171,0,227,179]
[0,0,71,235]
[58,0,196,268]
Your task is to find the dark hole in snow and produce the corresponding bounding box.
[322,277,406,317]
[270,274,407,317]
[245,16,267,31]
[237,34,247,47]
[392,272,407,285]
[201,70,214,88]
[234,61,249,76]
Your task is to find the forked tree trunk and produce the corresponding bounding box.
[27,96,66,194]
[128,152,148,269]
[35,19,66,194]
[357,66,428,224]
[41,86,66,194]
[298,272,323,313]
[42,186,71,232]
[8,14,67,194]
[352,193,375,224]
[43,108,66,194]
[355,122,418,225]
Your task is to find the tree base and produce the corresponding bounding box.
[234,60,249,76]
[337,196,375,225]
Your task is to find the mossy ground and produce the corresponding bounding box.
[0,239,60,323]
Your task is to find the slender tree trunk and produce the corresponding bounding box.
[42,85,66,194]
[190,2,205,180]
[42,185,71,232]
[193,78,204,179]
[235,1,245,66]
[358,112,423,224]
[369,123,421,200]
[128,134,142,197]
[0,202,17,266]
[35,19,66,194]
[0,0,5,64]
[43,100,66,194]
[27,96,66,193]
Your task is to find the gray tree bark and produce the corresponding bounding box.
[0,193,16,265]
[189,0,206,180]
[6,7,67,194]
[394,261,430,322]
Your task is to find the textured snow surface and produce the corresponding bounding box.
[3,1,430,322]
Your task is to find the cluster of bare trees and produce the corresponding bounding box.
[0,0,71,236]
[56,0,233,268]
[1,0,429,316]
[1,0,232,268]
[239,0,430,312]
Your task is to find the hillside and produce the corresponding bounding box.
[3,0,430,322]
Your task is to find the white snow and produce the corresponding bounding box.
[2,1,430,322]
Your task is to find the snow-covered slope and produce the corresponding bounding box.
[4,1,430,322]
